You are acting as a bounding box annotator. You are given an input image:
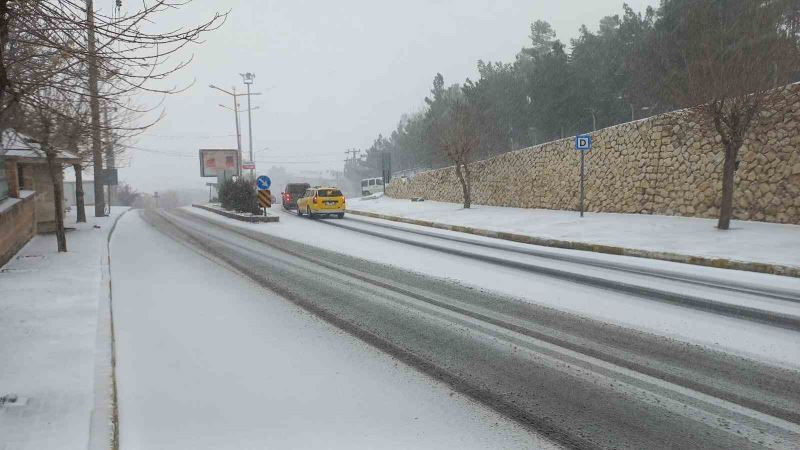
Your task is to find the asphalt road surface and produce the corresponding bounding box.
[140,208,800,450]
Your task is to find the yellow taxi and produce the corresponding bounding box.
[297,186,346,219]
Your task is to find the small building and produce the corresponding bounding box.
[0,130,80,266]
[63,179,96,207]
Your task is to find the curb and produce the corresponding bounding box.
[347,209,800,278]
[192,204,279,223]
[89,208,129,450]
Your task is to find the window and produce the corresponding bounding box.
[287,184,309,196]
[377,179,383,186]
[361,180,368,187]
[369,179,376,186]
[0,159,8,201]
[317,189,342,197]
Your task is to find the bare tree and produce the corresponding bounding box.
[436,99,481,209]
[0,1,227,215]
[660,0,798,229]
[21,87,85,252]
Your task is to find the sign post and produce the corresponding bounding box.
[575,134,592,218]
[256,175,272,214]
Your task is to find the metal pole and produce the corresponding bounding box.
[102,105,115,215]
[233,87,242,156]
[246,82,254,179]
[86,0,105,217]
[630,103,635,122]
[580,150,585,218]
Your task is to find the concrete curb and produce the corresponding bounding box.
[89,208,129,450]
[347,209,800,278]
[192,204,279,223]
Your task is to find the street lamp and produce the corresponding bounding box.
[209,84,243,161]
[210,82,262,176]
[240,72,256,179]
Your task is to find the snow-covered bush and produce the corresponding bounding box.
[218,178,259,214]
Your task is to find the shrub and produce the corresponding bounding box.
[218,178,259,214]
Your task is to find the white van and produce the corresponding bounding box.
[360,177,384,196]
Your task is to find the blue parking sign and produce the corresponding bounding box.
[576,134,592,151]
[256,175,271,190]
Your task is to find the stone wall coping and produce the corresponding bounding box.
[0,190,34,215]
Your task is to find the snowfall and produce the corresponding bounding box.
[348,195,800,269]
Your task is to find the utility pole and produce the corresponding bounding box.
[209,84,243,164]
[102,105,113,214]
[345,149,360,161]
[210,82,260,177]
[240,72,256,179]
[86,0,105,217]
[219,102,260,155]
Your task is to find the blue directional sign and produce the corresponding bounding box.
[576,134,592,151]
[256,175,271,190]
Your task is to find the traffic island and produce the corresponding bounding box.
[345,208,800,278]
[192,203,279,223]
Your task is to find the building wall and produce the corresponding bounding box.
[0,193,36,267]
[63,181,96,207]
[387,83,800,224]
[29,164,62,233]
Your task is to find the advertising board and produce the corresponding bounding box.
[199,149,241,178]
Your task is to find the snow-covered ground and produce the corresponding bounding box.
[349,196,800,269]
[0,207,127,450]
[111,211,556,449]
[184,206,800,369]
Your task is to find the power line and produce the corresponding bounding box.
[139,133,237,139]
[128,145,343,164]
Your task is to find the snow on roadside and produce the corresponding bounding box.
[111,211,556,449]
[349,196,800,269]
[0,207,127,450]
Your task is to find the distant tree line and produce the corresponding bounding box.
[346,0,799,229]
[348,0,800,174]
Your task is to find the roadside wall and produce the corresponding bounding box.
[0,193,36,267]
[387,84,800,224]
[31,165,60,233]
[63,181,96,207]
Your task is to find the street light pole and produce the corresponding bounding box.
[210,84,243,169]
[211,80,261,178]
[240,72,256,179]
[233,86,242,154]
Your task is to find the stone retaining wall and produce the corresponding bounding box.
[388,84,800,224]
[0,193,36,267]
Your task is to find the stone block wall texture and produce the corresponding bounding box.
[0,194,36,267]
[387,83,800,224]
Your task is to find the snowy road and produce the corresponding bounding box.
[110,211,554,450]
[113,207,800,450]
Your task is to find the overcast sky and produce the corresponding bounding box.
[121,0,660,193]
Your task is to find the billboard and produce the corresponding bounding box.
[199,149,241,178]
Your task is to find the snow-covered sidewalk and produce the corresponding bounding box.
[349,196,800,273]
[0,207,127,450]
